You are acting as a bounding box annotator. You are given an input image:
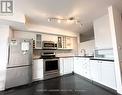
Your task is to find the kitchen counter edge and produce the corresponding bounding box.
[90,58,114,62]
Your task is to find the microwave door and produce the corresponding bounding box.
[43,42,56,49]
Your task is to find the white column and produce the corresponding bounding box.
[0,25,10,91]
[108,6,122,94]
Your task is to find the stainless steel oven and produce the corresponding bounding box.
[42,41,57,50]
[43,58,59,79]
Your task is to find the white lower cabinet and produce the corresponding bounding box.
[32,59,43,81]
[74,57,91,79]
[32,57,116,90]
[90,60,102,83]
[101,61,116,90]
[82,59,91,79]
[74,57,82,75]
[90,60,116,90]
[63,58,74,75]
[59,57,73,75]
[59,58,64,76]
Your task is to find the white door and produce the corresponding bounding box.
[74,57,82,75]
[32,59,43,81]
[66,37,73,49]
[101,61,116,89]
[59,58,64,76]
[63,58,73,74]
[93,14,112,49]
[90,60,102,83]
[82,59,91,79]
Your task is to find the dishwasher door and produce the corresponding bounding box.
[5,66,32,89]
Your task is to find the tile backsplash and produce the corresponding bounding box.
[33,49,77,59]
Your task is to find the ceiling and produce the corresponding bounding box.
[14,0,122,33]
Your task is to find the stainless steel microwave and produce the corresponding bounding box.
[42,41,57,50]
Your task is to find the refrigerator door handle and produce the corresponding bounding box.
[7,44,10,65]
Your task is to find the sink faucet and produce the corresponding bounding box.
[81,49,86,56]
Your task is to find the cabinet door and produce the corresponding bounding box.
[74,58,91,79]
[82,59,91,79]
[63,58,73,74]
[32,59,43,81]
[93,14,112,49]
[101,61,116,89]
[34,34,42,49]
[59,58,64,76]
[57,36,63,49]
[42,34,57,42]
[90,60,102,83]
[57,36,73,49]
[66,37,73,49]
[74,57,82,75]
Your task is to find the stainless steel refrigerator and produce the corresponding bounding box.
[5,39,33,89]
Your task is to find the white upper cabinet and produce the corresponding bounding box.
[14,31,42,49]
[42,34,57,43]
[65,37,73,49]
[93,14,113,49]
[57,36,63,49]
[14,31,75,50]
[33,34,42,49]
[90,60,102,83]
[57,36,73,49]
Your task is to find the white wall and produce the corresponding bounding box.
[108,6,122,94]
[79,40,95,56]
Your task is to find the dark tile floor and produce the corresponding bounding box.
[0,75,117,95]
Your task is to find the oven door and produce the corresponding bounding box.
[43,59,59,74]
